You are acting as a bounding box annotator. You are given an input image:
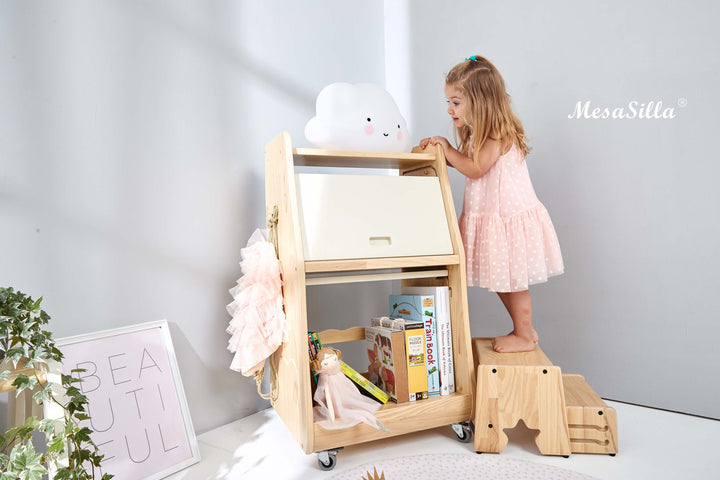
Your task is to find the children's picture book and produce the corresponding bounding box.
[389,294,440,397]
[401,286,454,394]
[371,316,428,401]
[365,325,409,403]
[339,360,390,404]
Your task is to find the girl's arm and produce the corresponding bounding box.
[420,136,502,179]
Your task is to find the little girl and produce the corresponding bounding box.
[420,55,564,353]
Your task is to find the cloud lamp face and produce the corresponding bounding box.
[305,83,412,152]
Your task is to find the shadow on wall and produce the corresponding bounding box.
[122,0,317,111]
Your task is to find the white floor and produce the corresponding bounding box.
[166,401,720,480]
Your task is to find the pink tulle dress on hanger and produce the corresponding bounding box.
[226,229,287,376]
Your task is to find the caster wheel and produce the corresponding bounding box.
[610,453,616,457]
[316,449,342,471]
[452,422,473,443]
[318,453,336,471]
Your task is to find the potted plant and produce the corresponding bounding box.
[0,287,111,479]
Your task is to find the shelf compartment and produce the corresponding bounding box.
[312,392,473,452]
[293,148,436,169]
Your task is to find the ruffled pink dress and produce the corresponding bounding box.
[459,144,564,292]
[226,229,287,376]
[313,363,382,430]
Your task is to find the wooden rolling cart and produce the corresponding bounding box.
[264,132,476,470]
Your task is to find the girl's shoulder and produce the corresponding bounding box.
[499,142,526,162]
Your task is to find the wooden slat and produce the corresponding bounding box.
[305,255,460,273]
[306,269,449,286]
[293,148,435,169]
[265,132,314,454]
[318,327,366,345]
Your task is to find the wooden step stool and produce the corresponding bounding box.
[472,338,617,456]
[563,374,618,454]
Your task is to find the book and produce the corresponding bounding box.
[389,294,440,397]
[365,325,409,403]
[308,331,322,385]
[371,316,428,401]
[339,360,390,404]
[402,286,454,395]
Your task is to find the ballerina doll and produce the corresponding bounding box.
[311,347,389,432]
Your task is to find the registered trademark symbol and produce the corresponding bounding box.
[678,98,688,107]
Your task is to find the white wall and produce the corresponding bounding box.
[0,0,387,433]
[404,0,720,419]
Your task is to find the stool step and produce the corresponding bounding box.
[563,374,618,454]
[472,337,553,367]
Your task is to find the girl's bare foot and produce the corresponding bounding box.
[505,329,539,343]
[491,333,536,353]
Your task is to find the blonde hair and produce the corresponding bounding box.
[310,347,342,372]
[446,55,530,160]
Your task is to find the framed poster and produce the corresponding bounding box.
[57,320,200,480]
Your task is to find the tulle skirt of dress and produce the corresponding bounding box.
[226,229,287,376]
[460,203,564,293]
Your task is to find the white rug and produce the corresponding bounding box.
[330,453,598,480]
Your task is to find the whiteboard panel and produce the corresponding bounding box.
[295,174,454,260]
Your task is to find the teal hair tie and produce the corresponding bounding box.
[465,55,477,61]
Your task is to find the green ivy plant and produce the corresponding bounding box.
[0,287,111,480]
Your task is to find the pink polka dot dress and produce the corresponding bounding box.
[459,144,564,292]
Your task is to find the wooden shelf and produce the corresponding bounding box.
[312,393,473,452]
[293,147,436,169]
[305,255,460,274]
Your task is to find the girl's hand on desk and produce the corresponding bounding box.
[419,136,451,151]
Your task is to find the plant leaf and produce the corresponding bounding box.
[9,442,47,480]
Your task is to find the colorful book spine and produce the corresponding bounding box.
[389,294,439,397]
[339,360,390,404]
[404,327,428,401]
[365,326,409,403]
[402,286,454,395]
[372,316,428,401]
[308,331,322,385]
